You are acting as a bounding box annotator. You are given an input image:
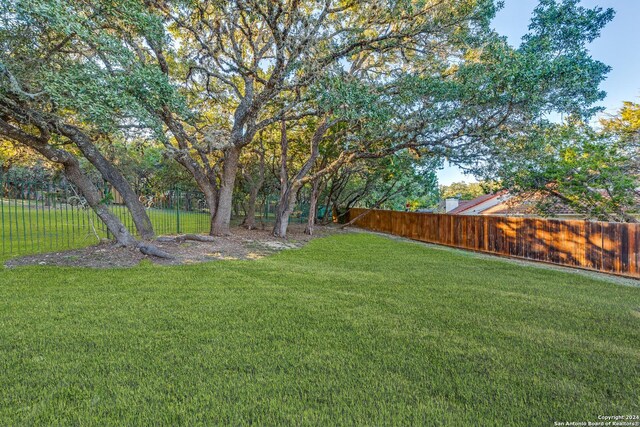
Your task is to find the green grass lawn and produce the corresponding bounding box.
[0,233,638,425]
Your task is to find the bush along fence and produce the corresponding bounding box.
[348,208,640,279]
[0,176,210,257]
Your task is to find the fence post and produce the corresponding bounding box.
[0,174,4,255]
[176,187,181,234]
[103,183,111,240]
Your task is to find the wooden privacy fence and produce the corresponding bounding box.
[348,208,640,279]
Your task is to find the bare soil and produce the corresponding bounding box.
[4,224,343,269]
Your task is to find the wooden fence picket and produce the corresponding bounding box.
[348,208,640,279]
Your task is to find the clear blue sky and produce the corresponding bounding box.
[437,0,640,185]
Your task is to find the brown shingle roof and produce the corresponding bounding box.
[483,192,584,216]
[447,199,473,213]
[448,192,506,214]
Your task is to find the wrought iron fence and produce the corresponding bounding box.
[0,173,315,258]
[261,194,310,224]
[0,175,210,258]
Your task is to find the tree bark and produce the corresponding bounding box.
[273,119,292,238]
[211,146,241,235]
[64,163,138,246]
[305,178,322,235]
[242,146,265,230]
[0,118,172,257]
[273,186,298,238]
[27,142,137,246]
[60,125,155,239]
[244,185,260,230]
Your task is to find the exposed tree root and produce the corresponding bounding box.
[137,242,174,259]
[156,234,216,244]
[181,234,216,242]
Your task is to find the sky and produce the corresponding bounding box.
[437,0,640,185]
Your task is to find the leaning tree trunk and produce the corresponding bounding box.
[64,162,138,246]
[211,146,241,236]
[62,126,155,239]
[157,108,220,235]
[40,146,171,257]
[1,126,175,259]
[0,117,139,246]
[35,145,138,246]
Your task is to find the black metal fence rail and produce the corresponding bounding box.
[0,176,210,257]
[0,172,317,258]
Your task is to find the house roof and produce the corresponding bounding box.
[449,189,640,218]
[483,190,640,217]
[448,192,506,214]
[483,192,576,216]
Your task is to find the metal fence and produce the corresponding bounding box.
[0,176,210,257]
[261,194,310,224]
[0,173,315,258]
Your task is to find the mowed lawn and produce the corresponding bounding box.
[0,233,638,425]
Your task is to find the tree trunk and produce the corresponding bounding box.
[272,119,293,238]
[63,157,172,257]
[272,201,293,238]
[0,119,135,245]
[273,116,333,238]
[170,151,219,232]
[29,144,138,246]
[64,162,138,246]
[211,146,241,235]
[60,125,155,239]
[0,118,167,252]
[273,184,298,238]
[244,186,260,230]
[305,178,321,235]
[157,109,221,233]
[242,149,265,230]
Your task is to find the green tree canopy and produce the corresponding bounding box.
[482,122,638,221]
[439,182,492,200]
[0,0,620,236]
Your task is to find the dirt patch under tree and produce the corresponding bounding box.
[4,225,343,269]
